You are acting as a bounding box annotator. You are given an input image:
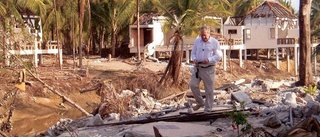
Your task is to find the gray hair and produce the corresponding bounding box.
[200,26,211,33]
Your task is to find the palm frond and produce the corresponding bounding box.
[0,2,6,17]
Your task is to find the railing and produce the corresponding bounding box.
[19,43,35,50]
[277,37,320,45]
[46,41,59,49]
[218,38,243,46]
[277,38,297,44]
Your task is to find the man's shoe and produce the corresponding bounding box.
[192,104,204,111]
[204,108,212,114]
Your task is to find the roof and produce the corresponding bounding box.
[133,13,161,25]
[246,0,297,19]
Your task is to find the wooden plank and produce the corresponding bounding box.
[88,108,258,127]
[179,107,232,115]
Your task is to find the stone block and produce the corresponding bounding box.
[231,91,252,104]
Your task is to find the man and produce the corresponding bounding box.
[190,26,222,113]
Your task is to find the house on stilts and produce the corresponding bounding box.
[1,13,62,67]
[128,0,319,75]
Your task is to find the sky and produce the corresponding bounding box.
[290,0,299,11]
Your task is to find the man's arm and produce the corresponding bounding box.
[208,41,222,64]
[191,39,198,63]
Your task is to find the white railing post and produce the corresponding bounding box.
[294,44,298,75]
[223,48,227,71]
[276,47,279,69]
[239,49,243,68]
[34,30,38,67]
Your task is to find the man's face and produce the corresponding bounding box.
[201,30,210,42]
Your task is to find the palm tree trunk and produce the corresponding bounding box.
[3,36,7,66]
[298,0,314,86]
[53,0,62,69]
[86,0,91,59]
[171,40,183,83]
[137,0,141,60]
[159,33,183,85]
[99,27,105,55]
[79,0,85,68]
[111,28,116,57]
[71,3,76,68]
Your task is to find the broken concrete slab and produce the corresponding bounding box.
[283,92,297,108]
[304,102,320,118]
[232,79,246,85]
[263,115,282,128]
[130,121,214,137]
[304,94,315,103]
[88,114,104,126]
[231,91,252,104]
[216,84,240,93]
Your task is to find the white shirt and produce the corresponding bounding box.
[191,36,222,66]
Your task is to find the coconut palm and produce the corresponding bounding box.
[311,0,320,36]
[152,0,229,85]
[0,0,25,65]
[105,0,136,58]
[0,2,6,17]
[298,0,314,86]
[279,0,296,13]
[90,0,136,59]
[217,0,262,18]
[311,0,320,60]
[0,0,23,32]
[90,0,109,55]
[17,0,47,19]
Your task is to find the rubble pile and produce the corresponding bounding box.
[40,77,320,137]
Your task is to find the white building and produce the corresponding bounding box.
[3,14,62,67]
[129,1,319,74]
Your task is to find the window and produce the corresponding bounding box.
[245,29,251,39]
[228,29,237,34]
[270,28,275,39]
[215,28,221,34]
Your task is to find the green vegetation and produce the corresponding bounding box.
[303,84,318,96]
[225,101,251,136]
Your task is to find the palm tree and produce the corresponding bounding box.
[279,0,296,13]
[298,0,314,86]
[105,0,136,58]
[0,0,24,65]
[311,0,320,68]
[0,2,6,17]
[78,0,85,68]
[153,0,229,85]
[91,0,108,55]
[311,0,320,36]
[218,0,262,17]
[53,0,62,69]
[17,0,47,19]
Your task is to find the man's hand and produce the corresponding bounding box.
[193,59,198,64]
[202,58,209,64]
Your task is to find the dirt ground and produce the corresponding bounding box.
[0,55,295,136]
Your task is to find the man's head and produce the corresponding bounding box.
[200,26,211,42]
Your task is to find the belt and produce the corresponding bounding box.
[196,65,214,78]
[200,65,214,68]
